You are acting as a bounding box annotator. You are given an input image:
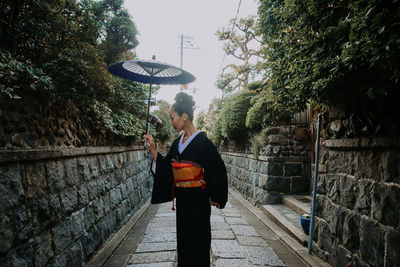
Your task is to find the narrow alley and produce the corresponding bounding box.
[88,190,328,267]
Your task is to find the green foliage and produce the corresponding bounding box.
[258,0,400,117]
[0,0,146,142]
[153,100,175,143]
[219,90,252,143]
[210,116,224,144]
[0,51,54,99]
[195,111,207,131]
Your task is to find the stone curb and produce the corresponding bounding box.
[324,137,400,149]
[0,145,145,163]
[229,189,331,267]
[86,198,151,267]
[223,152,309,162]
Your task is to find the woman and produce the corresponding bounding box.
[144,92,228,266]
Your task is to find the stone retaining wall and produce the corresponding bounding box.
[0,146,152,266]
[222,152,311,205]
[313,138,400,267]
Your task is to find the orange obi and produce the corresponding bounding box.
[172,161,206,189]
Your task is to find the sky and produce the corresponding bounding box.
[124,0,259,115]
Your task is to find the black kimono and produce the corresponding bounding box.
[150,132,228,266]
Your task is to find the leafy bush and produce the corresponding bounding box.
[219,90,252,143]
[258,0,400,132]
[0,0,146,142]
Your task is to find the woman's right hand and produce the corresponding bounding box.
[144,133,158,160]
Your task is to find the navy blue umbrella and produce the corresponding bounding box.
[108,56,196,137]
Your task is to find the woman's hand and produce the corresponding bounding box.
[209,198,220,209]
[143,133,158,160]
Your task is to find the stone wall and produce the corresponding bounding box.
[221,126,312,205]
[0,146,153,266]
[222,153,311,205]
[312,138,400,267]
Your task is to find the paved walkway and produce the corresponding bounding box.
[119,193,308,267]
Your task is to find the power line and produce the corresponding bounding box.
[217,0,243,76]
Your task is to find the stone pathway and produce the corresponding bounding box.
[126,202,286,267]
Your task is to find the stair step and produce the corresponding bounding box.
[283,195,311,216]
[262,204,309,247]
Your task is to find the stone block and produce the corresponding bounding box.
[87,180,97,201]
[71,211,85,240]
[88,156,99,178]
[103,194,111,214]
[317,219,332,251]
[0,215,14,253]
[326,150,356,176]
[45,161,66,193]
[354,179,372,216]
[243,246,285,266]
[381,150,400,184]
[339,174,357,210]
[21,162,47,198]
[342,211,360,250]
[93,198,105,221]
[98,155,107,175]
[0,164,23,210]
[76,158,90,181]
[360,216,384,266]
[291,176,309,194]
[54,220,73,253]
[84,205,95,228]
[331,245,352,267]
[265,176,290,193]
[33,231,54,266]
[65,158,79,187]
[77,186,89,207]
[67,242,83,267]
[231,225,259,237]
[212,239,245,258]
[372,183,400,227]
[60,189,78,216]
[385,228,400,266]
[284,162,302,176]
[267,162,283,176]
[128,251,176,264]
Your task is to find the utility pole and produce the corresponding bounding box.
[178,34,200,92]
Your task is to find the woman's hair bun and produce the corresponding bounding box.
[172,92,195,121]
[174,92,195,107]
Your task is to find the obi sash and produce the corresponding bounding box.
[170,161,206,210]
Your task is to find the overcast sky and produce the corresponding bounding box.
[124,0,259,115]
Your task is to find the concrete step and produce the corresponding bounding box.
[283,195,311,216]
[262,204,309,247]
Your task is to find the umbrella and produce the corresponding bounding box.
[108,55,196,138]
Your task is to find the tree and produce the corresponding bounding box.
[0,0,147,142]
[153,100,175,143]
[258,0,400,135]
[216,16,263,94]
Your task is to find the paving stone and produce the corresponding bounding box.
[145,227,176,233]
[243,246,285,266]
[211,222,231,230]
[225,217,249,225]
[211,240,245,258]
[231,225,260,237]
[225,202,233,208]
[212,230,235,239]
[155,213,175,217]
[212,207,223,215]
[147,220,176,228]
[237,236,268,247]
[221,211,242,217]
[211,214,225,223]
[215,258,252,267]
[127,263,174,267]
[135,242,176,253]
[142,232,176,243]
[128,251,176,264]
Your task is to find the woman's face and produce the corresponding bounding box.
[170,109,185,132]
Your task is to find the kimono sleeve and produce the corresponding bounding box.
[203,140,228,209]
[150,151,174,204]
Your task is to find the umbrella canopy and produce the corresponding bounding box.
[108,59,195,85]
[107,56,196,140]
